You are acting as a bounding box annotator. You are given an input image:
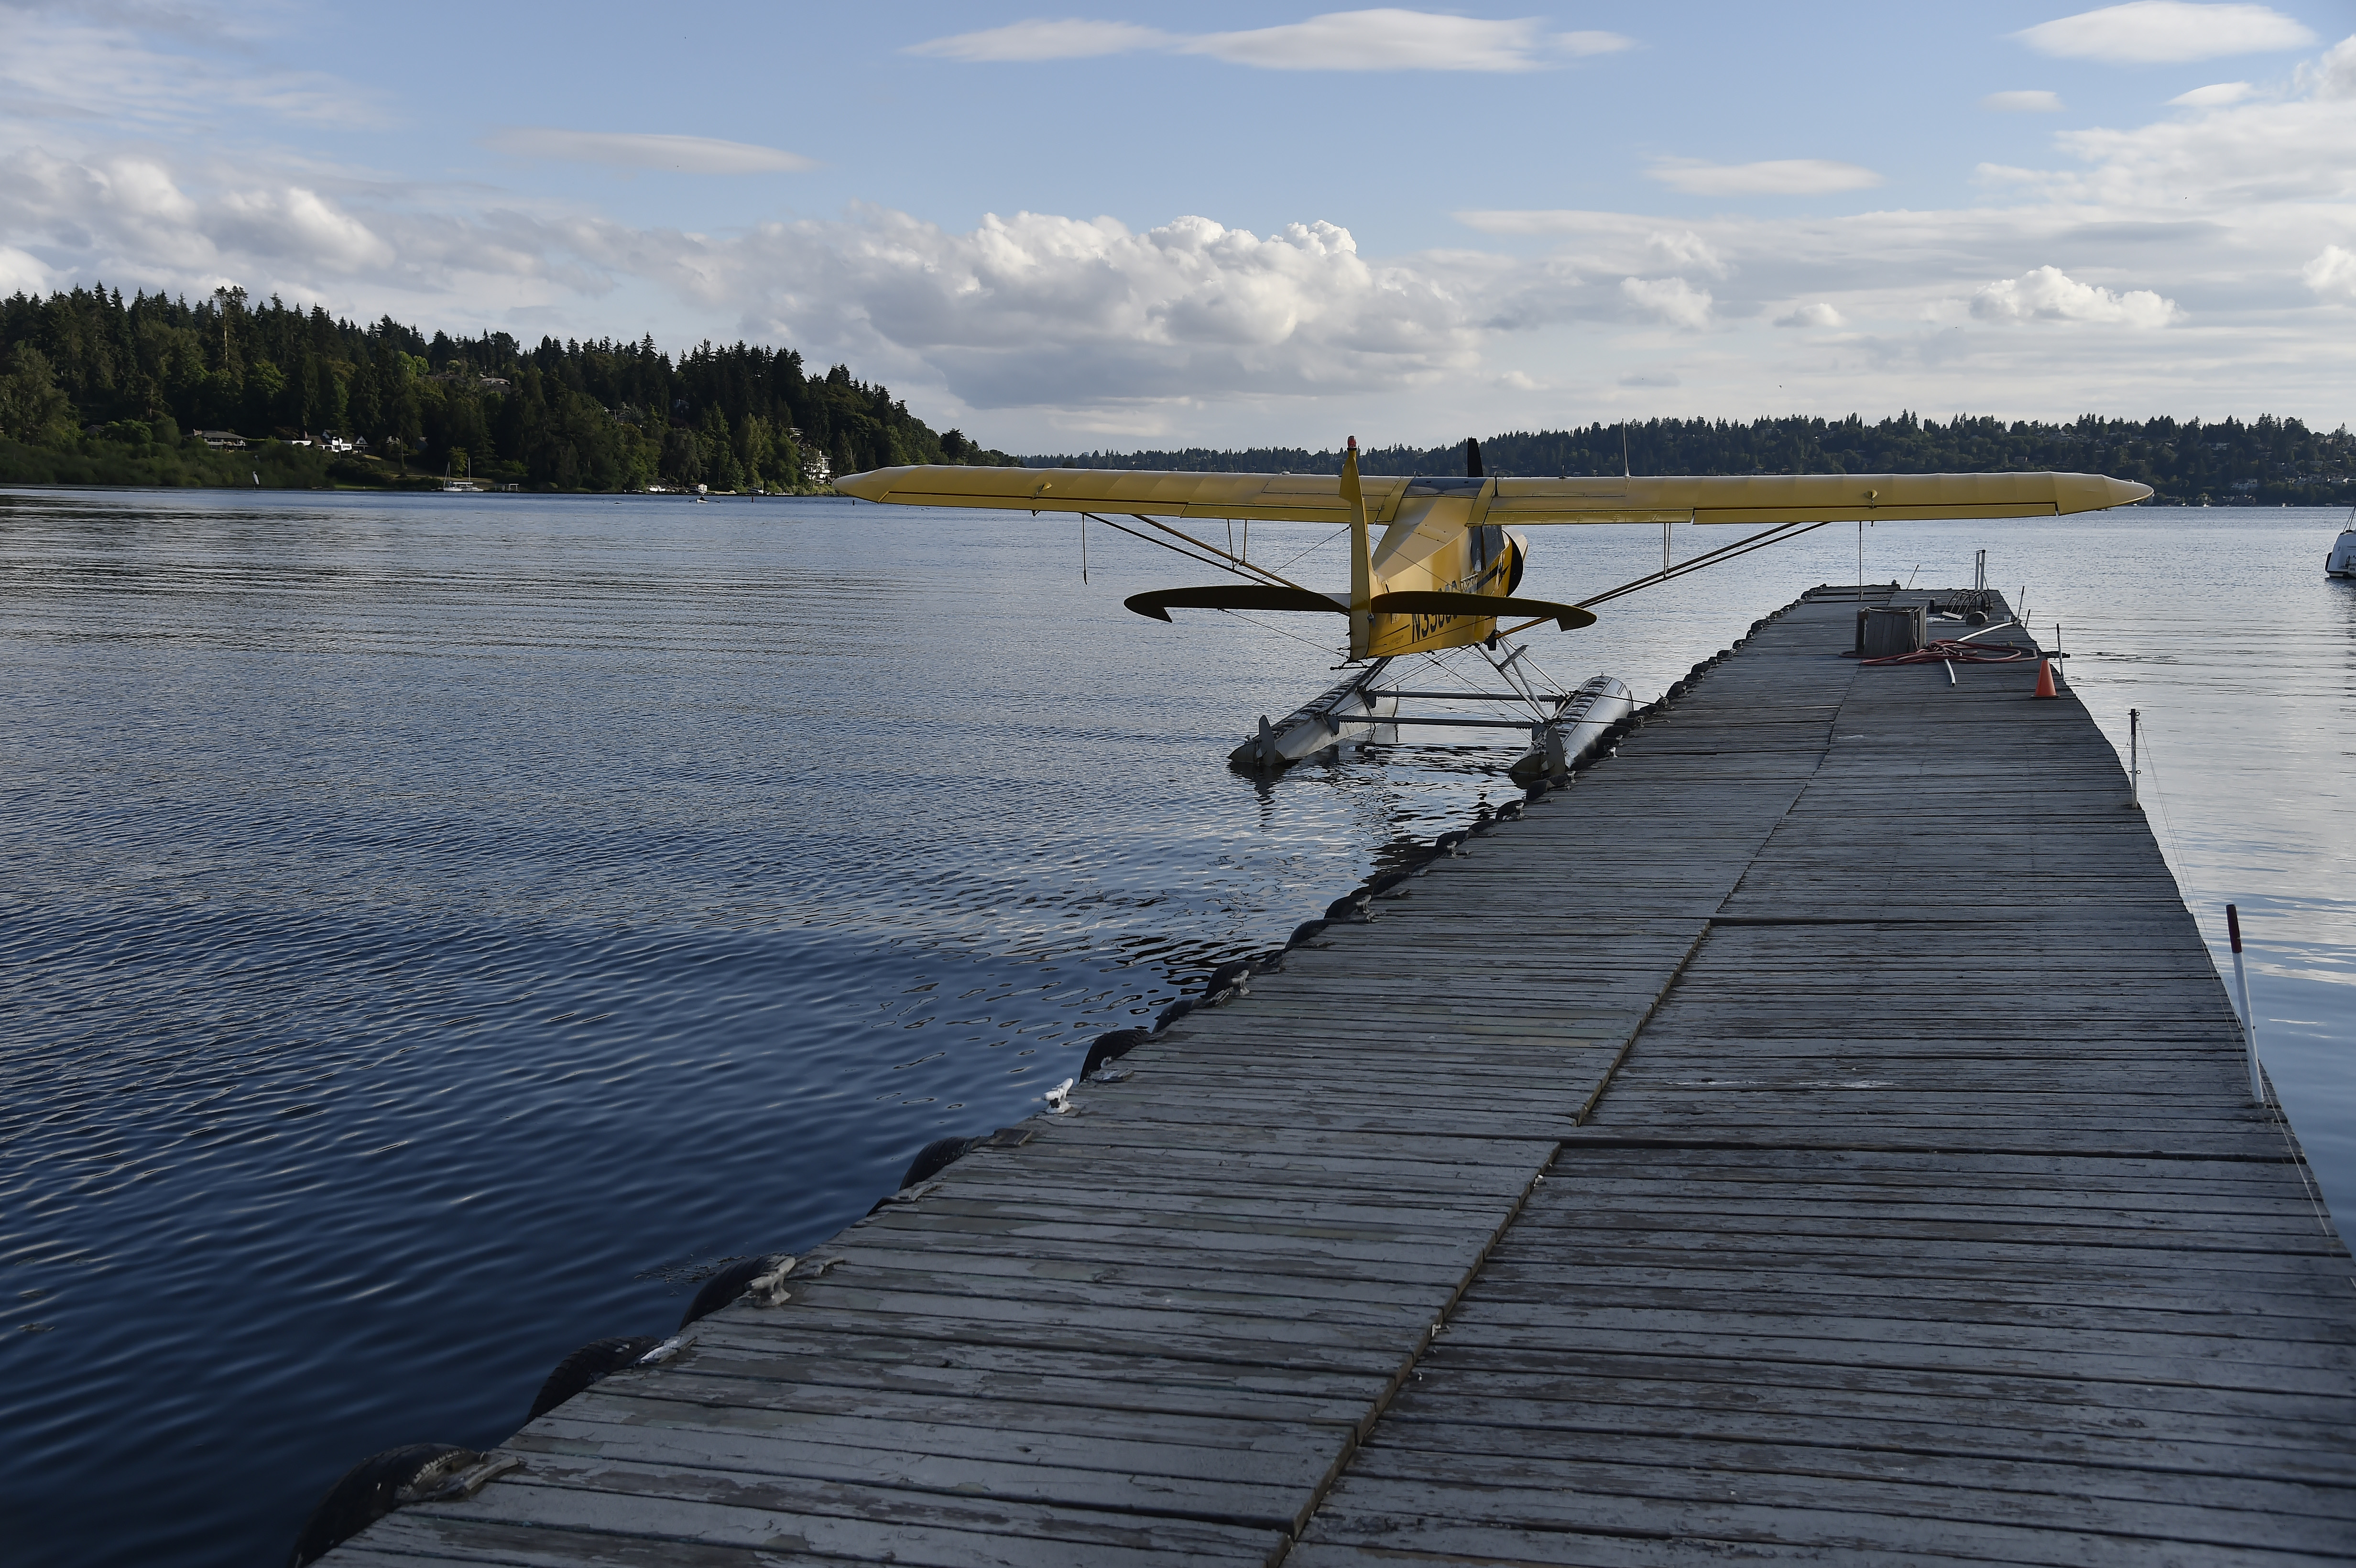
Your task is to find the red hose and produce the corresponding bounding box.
[1855,638,2035,666]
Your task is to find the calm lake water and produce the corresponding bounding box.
[3,489,2350,1564]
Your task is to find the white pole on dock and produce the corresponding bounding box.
[2226,904,2263,1103]
[2128,708,2139,809]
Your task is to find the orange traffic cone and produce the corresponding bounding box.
[2031,658,2059,699]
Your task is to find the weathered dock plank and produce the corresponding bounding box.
[1290,592,2356,1566]
[326,590,2354,1566]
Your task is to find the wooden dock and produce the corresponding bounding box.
[329,589,2356,1567]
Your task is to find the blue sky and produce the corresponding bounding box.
[3,1,2352,449]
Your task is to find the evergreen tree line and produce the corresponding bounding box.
[1036,413,2356,507]
[6,282,2347,505]
[0,283,1012,491]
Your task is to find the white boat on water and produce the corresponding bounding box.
[2330,521,2356,579]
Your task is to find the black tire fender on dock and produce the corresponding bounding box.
[1207,958,1255,992]
[288,1443,472,1567]
[679,1252,793,1330]
[1083,1028,1151,1077]
[898,1134,982,1191]
[527,1335,664,1422]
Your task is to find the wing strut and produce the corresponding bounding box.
[1495,519,1830,635]
[1342,437,1374,659]
[1078,511,1316,593]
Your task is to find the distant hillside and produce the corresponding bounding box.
[0,283,1014,492]
[1030,414,2356,508]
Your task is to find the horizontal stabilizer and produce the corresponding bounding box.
[1124,585,1346,621]
[1371,590,1596,631]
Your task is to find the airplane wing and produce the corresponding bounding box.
[1484,471,2152,524]
[835,465,2151,525]
[833,464,1399,525]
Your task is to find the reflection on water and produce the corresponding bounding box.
[0,490,2348,1566]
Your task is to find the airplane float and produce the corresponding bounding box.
[836,440,2151,775]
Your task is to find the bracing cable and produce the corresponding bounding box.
[1495,520,1831,636]
[1127,514,1309,592]
[1216,608,1348,657]
[1081,512,1263,582]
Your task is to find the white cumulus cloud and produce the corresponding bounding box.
[2170,80,2255,105]
[680,208,1482,408]
[2303,245,2356,300]
[904,10,1634,71]
[1970,264,2184,325]
[0,144,582,309]
[905,19,1174,62]
[2296,33,2356,97]
[0,243,49,296]
[1983,89,2066,111]
[482,129,814,174]
[1647,158,1883,196]
[1619,276,1712,328]
[0,6,390,129]
[2013,2,2315,65]
[213,185,394,272]
[1642,229,1731,278]
[1189,11,1627,70]
[1774,302,1846,328]
[2049,50,2356,206]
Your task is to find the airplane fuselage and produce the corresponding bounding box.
[1364,477,1523,656]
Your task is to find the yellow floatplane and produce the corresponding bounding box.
[836,439,2150,770]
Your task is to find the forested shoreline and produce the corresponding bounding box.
[1035,415,2356,507]
[0,284,1011,492]
[5,284,2351,505]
